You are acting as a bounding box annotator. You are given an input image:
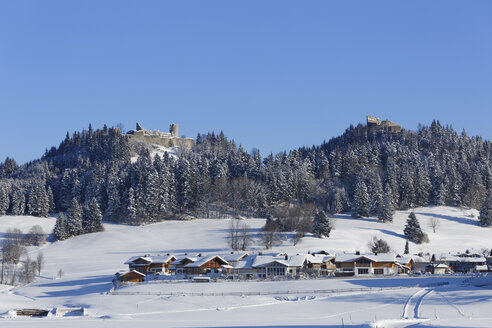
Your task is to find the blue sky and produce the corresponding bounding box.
[1,1,491,164]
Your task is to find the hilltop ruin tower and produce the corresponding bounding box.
[127,123,194,148]
[366,115,402,133]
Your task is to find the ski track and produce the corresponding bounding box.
[402,288,432,319]
[434,290,466,317]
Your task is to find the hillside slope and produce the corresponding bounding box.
[0,206,491,327]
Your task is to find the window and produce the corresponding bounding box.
[374,269,384,275]
[358,268,369,275]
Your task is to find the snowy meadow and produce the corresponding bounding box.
[0,206,491,327]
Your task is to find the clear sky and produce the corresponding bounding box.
[1,1,491,164]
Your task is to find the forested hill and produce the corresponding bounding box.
[1,120,492,237]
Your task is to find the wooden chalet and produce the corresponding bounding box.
[117,270,145,283]
[396,256,414,274]
[183,255,230,276]
[304,254,336,276]
[125,254,176,274]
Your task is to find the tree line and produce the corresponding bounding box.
[1,120,492,242]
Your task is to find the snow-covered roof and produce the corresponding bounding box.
[304,254,334,264]
[434,263,449,269]
[396,256,413,265]
[475,265,489,271]
[124,256,152,265]
[335,253,396,263]
[125,255,175,265]
[251,255,306,268]
[120,270,146,277]
[218,253,248,262]
[440,255,486,263]
[233,255,256,269]
[184,255,228,268]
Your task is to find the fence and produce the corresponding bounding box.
[110,282,448,297]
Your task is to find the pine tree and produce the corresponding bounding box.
[83,198,104,233]
[127,187,137,224]
[404,212,427,244]
[352,177,369,218]
[479,192,492,227]
[27,184,49,217]
[66,198,83,237]
[0,185,9,215]
[10,188,25,215]
[53,212,68,241]
[312,210,332,238]
[369,172,383,216]
[404,240,409,254]
[46,186,55,213]
[378,184,394,222]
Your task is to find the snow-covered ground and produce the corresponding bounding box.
[0,206,491,327]
[130,144,178,163]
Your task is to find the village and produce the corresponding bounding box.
[117,249,492,284]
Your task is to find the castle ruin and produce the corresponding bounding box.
[127,123,194,149]
[366,115,402,133]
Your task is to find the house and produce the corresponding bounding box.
[304,254,336,276]
[396,256,414,274]
[117,270,145,283]
[334,253,398,276]
[183,255,230,276]
[125,254,177,275]
[429,263,451,275]
[439,252,487,273]
[254,254,306,278]
[219,252,249,265]
[168,255,199,275]
[232,254,306,279]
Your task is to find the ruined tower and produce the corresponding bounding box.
[170,124,178,137]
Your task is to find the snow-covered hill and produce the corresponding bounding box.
[0,206,491,327]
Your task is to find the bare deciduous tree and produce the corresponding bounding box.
[36,252,44,275]
[24,225,47,246]
[368,236,391,253]
[1,228,25,264]
[240,223,251,251]
[19,256,37,284]
[428,217,440,233]
[229,219,241,251]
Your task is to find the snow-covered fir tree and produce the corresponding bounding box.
[479,192,492,227]
[66,198,83,237]
[378,184,394,222]
[312,210,332,238]
[352,176,369,218]
[83,197,104,233]
[404,212,427,244]
[53,212,68,241]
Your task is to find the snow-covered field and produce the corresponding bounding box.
[0,206,491,327]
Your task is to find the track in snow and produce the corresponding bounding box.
[402,288,433,319]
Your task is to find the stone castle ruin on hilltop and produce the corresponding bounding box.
[126,123,194,148]
[366,115,402,133]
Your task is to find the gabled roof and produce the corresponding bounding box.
[124,256,152,265]
[184,255,229,268]
[335,253,396,263]
[125,255,176,265]
[120,270,146,277]
[251,255,307,268]
[219,253,248,262]
[396,256,413,265]
[305,254,334,264]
